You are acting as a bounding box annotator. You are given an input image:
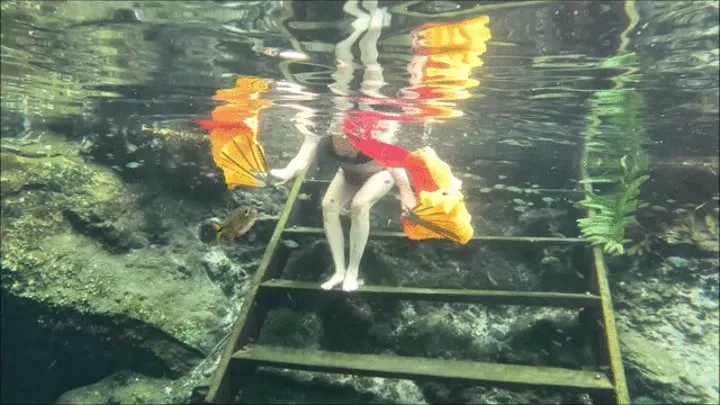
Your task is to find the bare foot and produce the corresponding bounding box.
[342,275,359,292]
[321,272,345,290]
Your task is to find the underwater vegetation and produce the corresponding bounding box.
[578,53,650,255]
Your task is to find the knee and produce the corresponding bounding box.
[350,198,370,218]
[322,196,341,215]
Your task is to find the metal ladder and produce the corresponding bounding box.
[203,159,630,404]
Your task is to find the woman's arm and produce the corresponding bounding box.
[389,167,417,210]
[269,133,322,185]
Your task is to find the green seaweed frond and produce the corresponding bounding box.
[578,159,649,255]
[577,52,650,256]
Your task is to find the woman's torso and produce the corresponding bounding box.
[324,135,384,184]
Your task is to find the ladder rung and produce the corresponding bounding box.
[283,226,589,244]
[232,344,614,393]
[260,279,600,308]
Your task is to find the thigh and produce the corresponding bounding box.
[352,169,395,208]
[322,168,359,209]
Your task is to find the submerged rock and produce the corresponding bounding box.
[619,326,715,404]
[612,254,719,404]
[55,371,175,405]
[0,136,238,403]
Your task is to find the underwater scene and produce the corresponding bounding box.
[0,1,718,404]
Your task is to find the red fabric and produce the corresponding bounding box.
[340,109,439,196]
[400,85,445,101]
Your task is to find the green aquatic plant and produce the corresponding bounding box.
[577,53,650,255]
[578,160,649,255]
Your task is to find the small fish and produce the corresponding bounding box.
[298,193,312,201]
[213,206,258,242]
[270,48,310,61]
[253,42,309,61]
[705,215,718,236]
[419,0,461,13]
[518,207,566,223]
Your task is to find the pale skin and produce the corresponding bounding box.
[271,0,416,291]
[270,135,416,292]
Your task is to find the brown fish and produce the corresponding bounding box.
[213,206,258,242]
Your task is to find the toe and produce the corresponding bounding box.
[342,279,359,292]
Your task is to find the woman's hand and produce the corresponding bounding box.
[269,167,296,186]
[268,134,320,186]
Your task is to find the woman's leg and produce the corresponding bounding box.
[358,0,386,99]
[321,169,358,290]
[344,169,395,291]
[329,0,367,103]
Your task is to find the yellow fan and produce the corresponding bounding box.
[210,101,273,128]
[212,77,272,101]
[413,15,491,53]
[402,188,473,244]
[214,133,270,188]
[411,147,463,190]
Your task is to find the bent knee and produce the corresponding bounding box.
[322,196,342,214]
[350,199,371,217]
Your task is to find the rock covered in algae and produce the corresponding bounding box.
[612,253,719,405]
[1,134,240,403]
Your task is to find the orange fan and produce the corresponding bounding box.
[412,15,491,55]
[208,125,250,166]
[213,132,270,188]
[401,188,473,244]
[400,147,473,244]
[198,76,274,189]
[211,77,272,101]
[209,101,273,128]
[400,16,491,123]
[404,147,462,195]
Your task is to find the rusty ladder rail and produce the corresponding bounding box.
[204,160,629,404]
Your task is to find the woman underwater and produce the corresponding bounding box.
[269,2,417,292]
[269,0,481,291]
